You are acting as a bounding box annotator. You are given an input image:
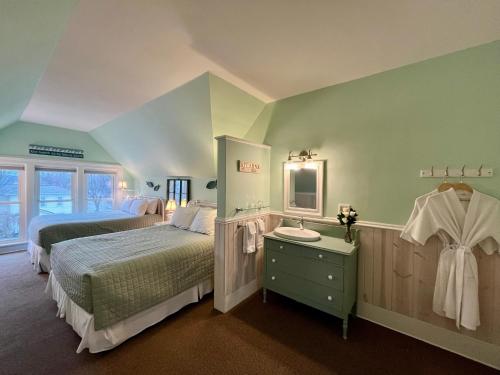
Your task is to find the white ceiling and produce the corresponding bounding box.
[20,0,500,131]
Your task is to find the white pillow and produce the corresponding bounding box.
[146,198,158,215]
[120,198,134,212]
[170,206,200,229]
[129,199,148,216]
[189,207,217,235]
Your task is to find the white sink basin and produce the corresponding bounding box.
[273,227,321,242]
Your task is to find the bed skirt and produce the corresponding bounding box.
[28,241,51,273]
[45,272,213,353]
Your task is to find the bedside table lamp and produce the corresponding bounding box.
[118,180,128,190]
[166,199,177,212]
[165,199,177,223]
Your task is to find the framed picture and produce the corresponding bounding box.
[167,178,190,207]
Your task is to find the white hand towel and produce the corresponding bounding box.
[243,221,257,253]
[255,218,265,250]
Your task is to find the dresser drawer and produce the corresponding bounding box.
[266,239,344,266]
[265,270,343,313]
[266,249,343,291]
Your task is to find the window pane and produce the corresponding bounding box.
[38,171,73,215]
[0,170,19,202]
[87,174,114,213]
[0,203,20,240]
[0,170,20,240]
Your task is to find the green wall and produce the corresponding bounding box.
[134,175,217,203]
[91,72,267,202]
[0,121,117,164]
[217,136,270,218]
[91,74,214,178]
[264,41,500,225]
[0,0,78,128]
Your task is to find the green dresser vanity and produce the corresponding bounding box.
[263,224,358,339]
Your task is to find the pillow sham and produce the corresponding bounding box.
[129,199,148,216]
[189,207,217,235]
[120,198,134,212]
[170,206,200,229]
[146,198,158,215]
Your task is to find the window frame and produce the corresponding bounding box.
[34,167,77,216]
[0,165,26,244]
[0,156,123,247]
[83,170,117,213]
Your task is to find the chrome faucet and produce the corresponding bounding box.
[297,216,304,230]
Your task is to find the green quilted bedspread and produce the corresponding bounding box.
[50,225,214,330]
[40,214,163,254]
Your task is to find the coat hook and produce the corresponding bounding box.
[444,166,449,181]
[478,164,483,177]
[430,165,434,177]
[461,165,465,182]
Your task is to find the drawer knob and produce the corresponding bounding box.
[327,295,333,301]
[279,245,284,249]
[271,276,276,280]
[328,274,334,280]
[272,258,276,263]
[318,254,323,259]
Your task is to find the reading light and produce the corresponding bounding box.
[288,149,318,162]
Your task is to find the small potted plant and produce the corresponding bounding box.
[337,207,358,243]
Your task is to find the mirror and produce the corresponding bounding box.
[284,161,324,217]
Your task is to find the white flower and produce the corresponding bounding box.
[342,217,348,224]
[349,211,356,217]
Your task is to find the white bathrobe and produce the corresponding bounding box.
[401,188,500,330]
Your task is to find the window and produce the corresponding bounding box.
[167,178,190,207]
[36,168,75,215]
[85,171,115,212]
[0,167,24,242]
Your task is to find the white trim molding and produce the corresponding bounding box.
[269,211,405,231]
[357,302,500,371]
[214,135,272,149]
[0,155,124,246]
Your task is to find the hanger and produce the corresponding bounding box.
[438,166,473,198]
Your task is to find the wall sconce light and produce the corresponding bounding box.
[165,199,177,212]
[118,180,128,190]
[288,149,317,162]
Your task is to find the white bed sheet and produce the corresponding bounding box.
[28,241,51,273]
[45,272,213,353]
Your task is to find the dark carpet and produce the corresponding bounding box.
[0,252,496,375]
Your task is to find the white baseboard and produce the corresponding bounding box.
[215,279,259,313]
[0,242,27,254]
[356,302,500,370]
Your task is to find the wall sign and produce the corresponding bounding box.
[29,144,84,159]
[238,160,261,173]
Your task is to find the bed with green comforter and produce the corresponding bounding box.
[50,225,214,330]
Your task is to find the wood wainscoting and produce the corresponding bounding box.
[214,213,279,312]
[357,225,500,347]
[215,212,500,348]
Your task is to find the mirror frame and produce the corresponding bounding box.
[283,160,324,217]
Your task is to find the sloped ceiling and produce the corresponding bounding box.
[0,0,77,129]
[90,73,267,179]
[10,0,500,131]
[91,74,214,178]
